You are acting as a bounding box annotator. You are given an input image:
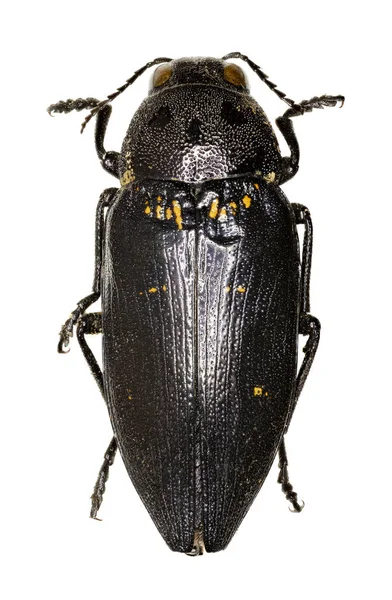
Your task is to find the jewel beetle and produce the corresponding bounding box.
[48,53,344,555]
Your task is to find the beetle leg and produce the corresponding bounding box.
[90,437,118,520]
[76,312,104,396]
[94,106,120,179]
[277,203,321,510]
[75,313,119,519]
[47,98,120,178]
[58,187,118,353]
[290,203,321,418]
[276,94,344,184]
[277,439,304,513]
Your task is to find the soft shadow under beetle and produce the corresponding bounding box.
[48,53,344,555]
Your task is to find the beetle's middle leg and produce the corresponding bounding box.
[58,187,117,353]
[277,203,321,511]
[76,311,119,519]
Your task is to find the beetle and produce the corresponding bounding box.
[48,53,344,555]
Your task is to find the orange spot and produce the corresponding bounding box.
[209,198,219,219]
[225,285,231,293]
[156,205,164,220]
[166,207,173,220]
[254,387,263,396]
[172,200,183,230]
[144,206,151,215]
[148,287,158,293]
[229,201,237,215]
[162,285,167,292]
[237,286,246,293]
[254,183,259,190]
[218,207,227,221]
[242,195,251,209]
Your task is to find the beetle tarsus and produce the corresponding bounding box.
[90,437,118,520]
[278,439,304,513]
[57,292,100,354]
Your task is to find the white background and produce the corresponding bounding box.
[2,1,391,598]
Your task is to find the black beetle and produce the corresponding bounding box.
[48,53,343,555]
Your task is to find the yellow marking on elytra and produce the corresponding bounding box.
[229,201,237,215]
[225,285,231,293]
[127,389,133,401]
[156,205,164,220]
[136,186,140,192]
[144,205,151,215]
[242,195,252,209]
[166,207,173,220]
[237,286,246,293]
[157,196,162,203]
[120,169,135,187]
[172,200,183,230]
[265,391,269,397]
[209,198,219,219]
[148,287,158,293]
[263,172,276,184]
[218,207,227,221]
[254,183,259,190]
[254,387,263,396]
[162,285,167,292]
[139,292,143,295]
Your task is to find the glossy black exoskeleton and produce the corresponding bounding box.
[48,53,344,555]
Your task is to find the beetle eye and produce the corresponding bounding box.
[152,64,173,87]
[223,63,247,88]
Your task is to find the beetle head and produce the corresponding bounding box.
[149,57,250,95]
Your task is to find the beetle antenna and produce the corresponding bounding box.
[47,98,100,116]
[80,56,173,134]
[222,52,298,108]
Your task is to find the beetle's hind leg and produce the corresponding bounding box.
[90,437,118,520]
[277,203,321,511]
[277,439,304,513]
[76,311,118,519]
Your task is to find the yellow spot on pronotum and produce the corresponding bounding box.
[162,285,167,292]
[263,172,276,184]
[242,195,251,209]
[229,201,237,215]
[172,200,183,230]
[254,183,259,190]
[237,286,246,293]
[209,198,219,219]
[218,207,227,221]
[225,285,231,293]
[156,205,164,220]
[254,387,263,396]
[166,207,173,220]
[148,287,158,293]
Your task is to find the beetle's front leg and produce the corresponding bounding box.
[276,94,344,184]
[58,187,118,353]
